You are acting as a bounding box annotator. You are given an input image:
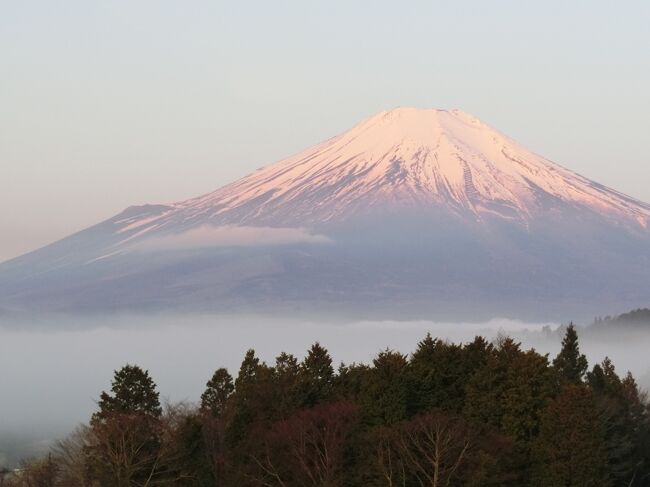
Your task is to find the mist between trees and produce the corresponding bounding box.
[3,322,650,487]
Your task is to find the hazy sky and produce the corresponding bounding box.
[1,1,649,262]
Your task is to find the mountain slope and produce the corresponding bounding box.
[1,108,649,320]
[109,107,649,234]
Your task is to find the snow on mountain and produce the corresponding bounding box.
[1,107,649,319]
[108,107,649,244]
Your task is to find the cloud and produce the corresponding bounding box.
[133,225,331,251]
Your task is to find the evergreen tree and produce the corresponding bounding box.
[501,349,556,444]
[620,372,650,485]
[463,335,492,372]
[234,349,261,392]
[464,336,523,429]
[271,352,300,418]
[228,349,267,442]
[334,361,371,400]
[531,385,610,486]
[407,333,437,413]
[200,368,234,417]
[18,330,650,487]
[361,349,408,425]
[589,360,649,486]
[93,364,162,421]
[87,365,163,487]
[553,323,588,384]
[225,349,275,484]
[298,342,334,407]
[169,415,219,486]
[408,334,470,414]
[274,351,299,378]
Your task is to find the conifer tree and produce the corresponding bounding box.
[225,349,275,484]
[501,349,556,444]
[408,334,469,414]
[589,360,649,486]
[531,385,610,486]
[271,352,300,418]
[407,333,437,413]
[93,364,162,421]
[362,349,408,425]
[201,368,234,417]
[87,365,163,487]
[234,349,261,392]
[299,342,334,407]
[553,323,588,384]
[464,337,523,429]
[228,349,266,440]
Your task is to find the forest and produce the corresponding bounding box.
[3,323,650,487]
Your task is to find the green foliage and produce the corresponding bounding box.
[361,349,408,425]
[298,342,335,407]
[271,352,301,419]
[408,334,471,414]
[500,349,556,443]
[464,337,523,429]
[334,361,370,400]
[86,365,164,487]
[531,385,611,486]
[93,364,162,421]
[227,349,272,447]
[553,323,589,385]
[588,359,650,486]
[200,368,234,417]
[17,327,650,487]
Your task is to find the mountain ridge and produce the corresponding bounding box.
[1,107,649,320]
[103,107,650,243]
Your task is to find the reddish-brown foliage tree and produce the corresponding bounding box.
[250,400,360,487]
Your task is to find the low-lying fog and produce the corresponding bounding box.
[1,314,649,466]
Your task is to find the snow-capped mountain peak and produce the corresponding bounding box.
[119,107,649,234]
[2,107,650,318]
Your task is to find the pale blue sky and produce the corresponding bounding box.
[1,1,649,261]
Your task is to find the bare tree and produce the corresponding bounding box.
[372,412,509,487]
[6,455,58,487]
[394,413,472,487]
[250,401,359,487]
[51,426,94,486]
[86,412,165,487]
[373,426,406,487]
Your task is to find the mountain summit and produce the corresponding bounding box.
[113,107,649,234]
[1,108,649,319]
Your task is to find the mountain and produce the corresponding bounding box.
[1,108,649,320]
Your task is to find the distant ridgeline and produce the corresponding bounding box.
[592,308,650,328]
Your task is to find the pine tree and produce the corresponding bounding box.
[408,334,469,414]
[361,349,408,425]
[271,352,300,418]
[553,323,588,384]
[234,349,261,392]
[589,360,649,486]
[298,342,334,407]
[501,349,556,444]
[87,365,163,487]
[531,385,610,486]
[463,337,523,429]
[93,364,162,421]
[201,368,234,417]
[227,349,267,445]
